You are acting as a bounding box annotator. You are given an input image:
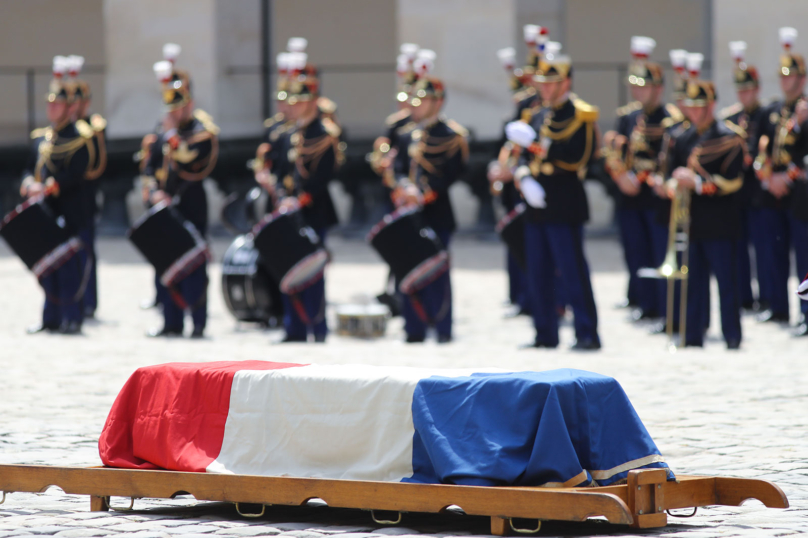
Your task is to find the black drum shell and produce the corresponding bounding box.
[252,208,321,285]
[0,200,71,270]
[128,203,201,277]
[221,235,279,323]
[368,209,444,285]
[497,204,527,271]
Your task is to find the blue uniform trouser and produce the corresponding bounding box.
[617,208,667,316]
[160,264,208,333]
[524,221,599,346]
[747,207,771,307]
[282,228,328,340]
[401,230,453,339]
[78,226,97,316]
[617,210,639,307]
[789,214,808,319]
[757,207,791,317]
[41,256,83,328]
[685,239,741,346]
[737,211,754,306]
[507,252,529,311]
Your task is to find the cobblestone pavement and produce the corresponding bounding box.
[0,236,806,537]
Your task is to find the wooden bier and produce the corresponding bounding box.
[0,465,788,535]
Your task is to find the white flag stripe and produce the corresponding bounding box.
[207,364,505,481]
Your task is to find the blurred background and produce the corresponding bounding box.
[1,0,807,238]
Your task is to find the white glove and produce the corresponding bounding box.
[520,177,547,208]
[505,121,537,148]
[798,275,808,301]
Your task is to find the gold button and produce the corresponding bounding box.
[540,162,554,175]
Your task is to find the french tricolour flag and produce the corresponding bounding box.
[99,362,672,488]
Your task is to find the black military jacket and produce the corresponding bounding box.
[721,102,766,208]
[758,97,808,219]
[384,108,415,153]
[518,96,598,224]
[26,123,91,233]
[395,116,469,233]
[667,120,744,241]
[259,112,295,192]
[613,103,683,210]
[143,110,219,235]
[76,114,107,217]
[286,116,341,231]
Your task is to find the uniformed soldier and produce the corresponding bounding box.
[393,51,469,343]
[666,53,745,349]
[603,37,683,324]
[488,28,547,318]
[369,44,419,313]
[275,51,342,342]
[21,56,92,335]
[370,43,419,213]
[720,41,767,314]
[69,55,107,320]
[507,42,601,350]
[254,51,296,209]
[141,46,219,338]
[753,27,808,335]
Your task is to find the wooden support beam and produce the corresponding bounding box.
[90,495,108,512]
[0,465,790,532]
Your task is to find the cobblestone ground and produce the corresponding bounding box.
[0,236,806,537]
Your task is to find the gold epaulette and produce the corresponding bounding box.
[385,108,411,127]
[718,103,743,120]
[317,96,338,115]
[445,119,469,138]
[616,101,642,117]
[723,120,747,139]
[90,113,107,132]
[193,109,220,135]
[264,112,285,129]
[322,117,341,138]
[574,98,599,122]
[512,86,536,103]
[30,126,51,140]
[76,119,94,139]
[665,103,685,123]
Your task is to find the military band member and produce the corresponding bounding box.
[667,54,745,349]
[507,42,601,350]
[369,44,419,313]
[21,56,92,335]
[393,52,469,343]
[720,41,767,314]
[370,43,419,213]
[254,51,296,209]
[275,53,342,343]
[142,47,219,338]
[603,37,683,323]
[489,29,547,317]
[754,28,808,335]
[70,55,107,319]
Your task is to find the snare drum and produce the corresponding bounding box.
[0,198,83,279]
[335,303,390,338]
[221,235,281,323]
[251,205,328,294]
[127,202,210,287]
[367,206,449,295]
[495,203,526,270]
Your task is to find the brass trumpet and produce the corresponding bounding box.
[638,178,690,349]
